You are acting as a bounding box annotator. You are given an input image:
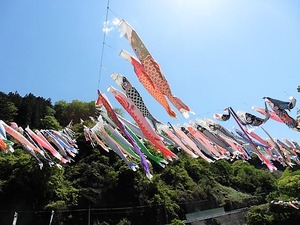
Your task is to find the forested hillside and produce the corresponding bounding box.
[1,91,300,225]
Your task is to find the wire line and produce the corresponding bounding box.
[97,0,110,89]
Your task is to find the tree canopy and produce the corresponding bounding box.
[0,91,300,225]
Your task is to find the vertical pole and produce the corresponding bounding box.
[88,205,90,225]
[164,201,168,224]
[49,210,54,225]
[12,212,18,225]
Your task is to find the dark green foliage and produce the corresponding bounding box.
[265,168,300,208]
[210,159,233,185]
[0,92,18,122]
[0,91,53,128]
[245,167,300,225]
[0,149,78,210]
[53,100,69,126]
[40,115,61,130]
[1,91,300,225]
[231,160,275,194]
[54,100,96,126]
[246,203,300,225]
[246,204,273,225]
[18,93,53,128]
[171,218,185,225]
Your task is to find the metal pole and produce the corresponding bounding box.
[12,212,18,225]
[49,210,54,225]
[88,205,90,225]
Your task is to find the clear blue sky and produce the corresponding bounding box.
[0,0,299,142]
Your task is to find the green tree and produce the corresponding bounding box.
[54,100,68,125]
[54,100,96,126]
[231,160,275,194]
[171,219,185,225]
[0,92,18,122]
[4,92,53,128]
[210,159,233,185]
[246,204,273,225]
[274,168,300,199]
[44,166,79,210]
[0,101,18,122]
[40,115,61,130]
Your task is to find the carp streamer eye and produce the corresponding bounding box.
[122,82,130,90]
[134,47,141,57]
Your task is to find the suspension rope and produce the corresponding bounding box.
[97,0,110,89]
[108,6,119,19]
[97,1,122,90]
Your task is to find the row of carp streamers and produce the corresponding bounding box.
[1,18,300,218]
[0,119,78,169]
[271,200,300,210]
[1,19,300,180]
[85,19,300,179]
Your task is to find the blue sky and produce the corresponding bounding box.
[0,0,299,142]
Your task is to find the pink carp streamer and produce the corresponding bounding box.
[96,89,152,179]
[107,86,178,161]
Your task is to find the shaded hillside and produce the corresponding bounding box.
[0,91,300,225]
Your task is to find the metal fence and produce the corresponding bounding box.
[0,200,213,225]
